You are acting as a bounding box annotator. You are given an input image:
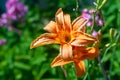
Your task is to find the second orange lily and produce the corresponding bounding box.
[51,47,99,77]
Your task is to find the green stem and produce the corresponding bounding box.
[83,72,88,80]
[91,11,96,32]
[87,60,90,80]
[92,1,109,80]
[75,0,79,17]
[84,60,90,80]
[98,55,109,80]
[109,30,119,80]
[61,66,67,78]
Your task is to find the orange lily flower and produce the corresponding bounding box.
[51,47,100,77]
[30,8,100,77]
[30,8,97,60]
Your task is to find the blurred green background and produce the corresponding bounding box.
[0,0,120,80]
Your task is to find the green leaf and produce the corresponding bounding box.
[38,63,50,79]
[14,62,31,70]
[103,15,116,30]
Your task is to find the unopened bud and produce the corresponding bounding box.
[97,0,100,4]
[93,30,101,48]
[105,43,110,47]
[93,2,98,7]
[97,30,101,41]
[110,28,115,40]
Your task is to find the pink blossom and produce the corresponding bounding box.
[92,30,98,37]
[0,39,7,45]
[81,8,104,27]
[0,0,28,30]
[98,19,103,26]
[87,21,92,26]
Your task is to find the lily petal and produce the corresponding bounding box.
[51,54,73,68]
[44,21,57,33]
[81,47,100,60]
[71,39,92,46]
[55,8,65,31]
[74,60,86,77]
[30,33,58,49]
[71,31,96,46]
[60,44,73,60]
[64,14,71,32]
[80,26,86,33]
[73,46,86,59]
[72,16,87,31]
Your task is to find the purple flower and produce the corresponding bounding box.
[5,0,28,20]
[82,12,91,20]
[98,19,103,26]
[87,21,92,26]
[0,13,8,26]
[81,8,104,27]
[81,8,91,20]
[0,0,28,30]
[83,8,88,13]
[89,9,95,14]
[92,30,98,37]
[7,26,13,30]
[0,39,7,45]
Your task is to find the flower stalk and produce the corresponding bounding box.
[98,0,108,10]
[92,0,109,80]
[98,55,109,80]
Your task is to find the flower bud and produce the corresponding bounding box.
[109,28,115,40]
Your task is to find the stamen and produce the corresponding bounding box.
[65,35,71,43]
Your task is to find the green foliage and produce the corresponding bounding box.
[0,0,120,80]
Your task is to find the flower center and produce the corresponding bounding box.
[64,34,71,43]
[58,31,72,43]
